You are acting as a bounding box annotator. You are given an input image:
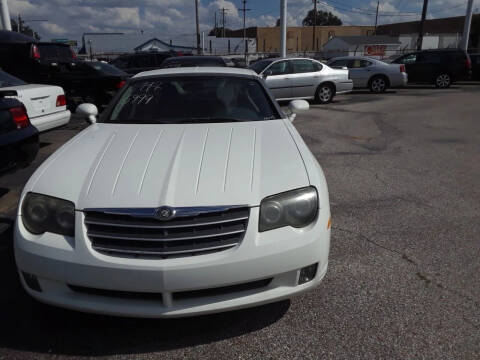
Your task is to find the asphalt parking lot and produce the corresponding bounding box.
[1,83,479,359]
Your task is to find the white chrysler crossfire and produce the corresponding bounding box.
[14,67,331,318]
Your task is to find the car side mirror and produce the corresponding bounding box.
[76,103,98,124]
[289,100,309,114]
[263,69,273,78]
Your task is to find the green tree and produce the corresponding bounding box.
[302,10,342,26]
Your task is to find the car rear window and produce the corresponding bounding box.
[107,76,279,124]
[87,62,127,76]
[0,70,26,87]
[37,44,73,59]
[249,59,274,74]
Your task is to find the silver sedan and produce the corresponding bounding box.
[250,57,353,104]
[327,56,408,93]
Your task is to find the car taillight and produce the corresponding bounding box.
[30,44,41,59]
[9,106,30,129]
[466,57,471,70]
[115,80,126,89]
[56,94,66,107]
[70,47,77,59]
[400,64,406,73]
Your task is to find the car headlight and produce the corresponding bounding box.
[22,192,75,237]
[259,187,318,232]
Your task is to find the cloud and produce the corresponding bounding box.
[5,0,472,45]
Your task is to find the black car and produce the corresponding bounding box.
[469,53,480,80]
[55,61,129,109]
[160,56,228,68]
[0,94,39,174]
[110,52,173,75]
[392,49,471,88]
[0,30,76,84]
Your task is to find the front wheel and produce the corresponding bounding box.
[369,76,388,93]
[435,73,451,88]
[315,84,334,104]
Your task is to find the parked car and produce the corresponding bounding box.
[0,30,76,85]
[392,49,471,88]
[250,57,353,103]
[0,70,70,132]
[15,67,331,318]
[160,56,228,68]
[327,56,408,93]
[54,61,129,109]
[0,30,125,110]
[110,51,173,74]
[0,95,39,173]
[469,53,480,80]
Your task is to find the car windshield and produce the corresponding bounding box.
[0,70,27,87]
[249,60,274,74]
[87,62,127,76]
[107,75,279,124]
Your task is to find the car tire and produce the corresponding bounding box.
[369,75,388,93]
[315,84,334,104]
[435,73,451,88]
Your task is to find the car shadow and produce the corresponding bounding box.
[349,90,397,95]
[0,228,289,357]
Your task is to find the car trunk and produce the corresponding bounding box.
[3,84,65,119]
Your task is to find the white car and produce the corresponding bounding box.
[0,70,70,132]
[250,57,353,103]
[327,56,408,93]
[14,67,331,318]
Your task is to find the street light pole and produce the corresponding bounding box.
[0,0,12,31]
[195,0,201,55]
[374,0,379,35]
[312,0,317,52]
[461,0,474,50]
[280,0,287,58]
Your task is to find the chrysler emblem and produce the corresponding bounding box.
[156,206,174,221]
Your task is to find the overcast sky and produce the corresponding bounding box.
[7,0,476,45]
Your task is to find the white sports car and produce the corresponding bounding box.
[14,67,331,318]
[0,70,70,132]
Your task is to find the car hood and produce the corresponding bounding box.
[25,120,310,209]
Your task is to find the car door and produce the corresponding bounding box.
[263,60,293,100]
[394,53,419,82]
[290,59,319,98]
[415,51,441,82]
[346,59,373,88]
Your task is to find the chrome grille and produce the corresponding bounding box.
[84,206,250,258]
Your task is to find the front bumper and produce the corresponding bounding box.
[335,80,354,94]
[15,206,330,318]
[30,110,71,132]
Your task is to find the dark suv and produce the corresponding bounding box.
[392,49,471,88]
[110,52,174,75]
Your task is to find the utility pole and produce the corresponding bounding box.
[195,0,201,55]
[17,13,21,32]
[417,0,429,50]
[221,8,229,38]
[374,0,379,35]
[461,0,474,50]
[239,0,251,64]
[214,12,217,37]
[280,0,287,58]
[0,0,12,31]
[312,0,317,51]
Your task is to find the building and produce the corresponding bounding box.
[376,14,480,50]
[78,33,197,57]
[255,26,375,53]
[322,35,401,59]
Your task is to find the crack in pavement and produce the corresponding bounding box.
[333,226,480,313]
